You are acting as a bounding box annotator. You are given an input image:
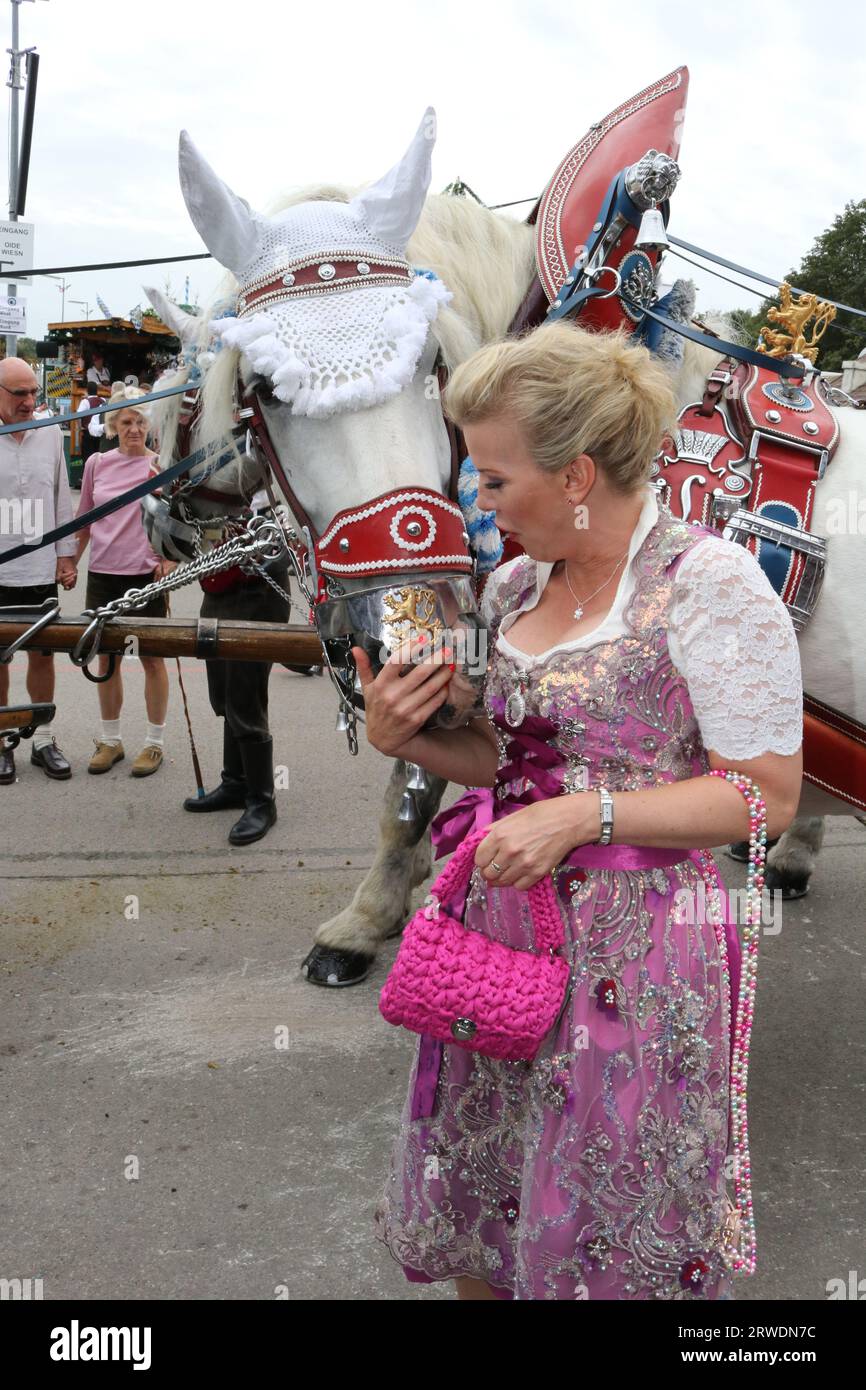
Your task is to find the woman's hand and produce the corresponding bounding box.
[475,795,599,890]
[352,639,455,757]
[152,559,177,581]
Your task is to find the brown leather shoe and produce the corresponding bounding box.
[130,745,163,777]
[0,743,15,784]
[30,738,72,780]
[88,739,125,774]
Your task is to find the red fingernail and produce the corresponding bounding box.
[449,663,456,672]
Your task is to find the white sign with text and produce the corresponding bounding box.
[0,220,35,285]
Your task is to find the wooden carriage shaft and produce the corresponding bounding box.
[0,616,325,664]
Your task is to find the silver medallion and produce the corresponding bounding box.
[504,691,526,727]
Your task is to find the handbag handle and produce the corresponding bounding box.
[428,825,565,954]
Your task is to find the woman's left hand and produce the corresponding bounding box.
[475,796,599,890]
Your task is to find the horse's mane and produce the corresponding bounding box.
[155,186,536,464]
[677,311,744,404]
[153,176,740,467]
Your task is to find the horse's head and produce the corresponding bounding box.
[171,110,507,731]
[177,109,456,532]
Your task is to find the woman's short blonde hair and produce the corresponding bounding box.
[105,385,151,440]
[444,322,678,492]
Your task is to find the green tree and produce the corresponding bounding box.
[730,198,866,371]
[16,335,38,362]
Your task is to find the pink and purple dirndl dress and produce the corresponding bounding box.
[374,511,750,1300]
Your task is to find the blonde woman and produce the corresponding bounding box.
[74,387,173,776]
[361,324,803,1301]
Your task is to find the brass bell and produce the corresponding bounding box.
[634,202,669,251]
[397,791,418,824]
[406,763,429,792]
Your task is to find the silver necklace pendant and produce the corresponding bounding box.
[504,671,528,727]
[504,690,526,727]
[572,604,583,620]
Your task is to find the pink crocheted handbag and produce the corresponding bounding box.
[379,827,571,1061]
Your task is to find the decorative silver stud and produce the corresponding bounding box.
[554,299,562,308]
[318,263,336,281]
[451,1017,477,1041]
[282,272,295,287]
[406,521,423,537]
[565,275,575,285]
[803,420,819,435]
[593,221,603,232]
[338,538,350,552]
[356,262,370,276]
[766,409,781,423]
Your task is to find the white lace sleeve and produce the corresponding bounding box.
[668,538,803,759]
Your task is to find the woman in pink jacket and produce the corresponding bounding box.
[74,387,173,777]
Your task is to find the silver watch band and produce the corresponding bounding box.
[597,787,614,845]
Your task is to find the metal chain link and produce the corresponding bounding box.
[96,518,289,618]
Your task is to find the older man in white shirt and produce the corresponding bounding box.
[0,357,78,783]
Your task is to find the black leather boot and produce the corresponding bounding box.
[183,723,247,812]
[229,736,277,845]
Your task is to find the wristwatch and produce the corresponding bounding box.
[597,787,614,845]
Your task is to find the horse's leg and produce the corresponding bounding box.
[301,760,448,987]
[763,815,825,901]
[728,813,825,899]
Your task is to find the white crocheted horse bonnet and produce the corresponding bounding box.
[178,108,450,419]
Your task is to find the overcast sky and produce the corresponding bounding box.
[4,0,865,342]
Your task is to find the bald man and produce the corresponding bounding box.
[0,356,78,783]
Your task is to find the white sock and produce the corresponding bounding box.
[100,719,122,746]
[145,721,165,749]
[33,725,55,750]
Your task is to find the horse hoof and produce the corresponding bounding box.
[301,944,374,987]
[726,841,750,863]
[726,836,780,864]
[764,865,810,900]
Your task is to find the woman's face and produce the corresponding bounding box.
[116,409,148,454]
[465,413,585,563]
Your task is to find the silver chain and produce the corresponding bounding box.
[81,516,292,622]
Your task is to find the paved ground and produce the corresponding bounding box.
[0,566,864,1301]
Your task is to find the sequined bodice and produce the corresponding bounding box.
[484,510,719,800]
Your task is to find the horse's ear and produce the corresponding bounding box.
[350,106,436,251]
[178,130,259,278]
[143,286,198,346]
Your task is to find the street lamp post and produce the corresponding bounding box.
[69,298,90,320]
[5,0,49,358]
[46,273,71,321]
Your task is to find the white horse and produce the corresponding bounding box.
[150,110,865,984]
